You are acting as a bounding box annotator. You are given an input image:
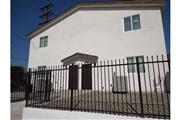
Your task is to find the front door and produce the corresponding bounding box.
[82,64,92,90]
[69,65,78,90]
[44,70,51,101]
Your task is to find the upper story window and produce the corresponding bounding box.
[132,15,141,30]
[124,14,141,32]
[40,36,48,48]
[124,16,132,32]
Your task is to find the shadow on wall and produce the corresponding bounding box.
[164,72,170,93]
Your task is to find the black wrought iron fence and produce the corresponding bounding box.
[11,72,27,102]
[25,55,170,119]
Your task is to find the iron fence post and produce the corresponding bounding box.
[136,58,144,117]
[20,57,170,119]
[70,65,74,111]
[70,89,73,110]
[167,54,170,72]
[25,68,31,107]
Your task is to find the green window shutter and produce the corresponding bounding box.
[132,15,141,30]
[136,56,145,73]
[127,57,135,73]
[124,16,132,32]
[40,37,44,48]
[44,36,48,47]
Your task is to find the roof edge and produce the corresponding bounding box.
[27,1,165,40]
[61,52,98,62]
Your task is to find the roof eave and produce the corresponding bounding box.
[27,2,165,40]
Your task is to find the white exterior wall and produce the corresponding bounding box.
[28,7,168,92]
[28,7,166,68]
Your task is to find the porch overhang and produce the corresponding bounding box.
[61,52,98,65]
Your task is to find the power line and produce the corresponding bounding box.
[39,3,54,25]
[11,46,27,50]
[11,34,39,49]
[11,60,27,63]
[11,34,28,41]
[11,57,28,61]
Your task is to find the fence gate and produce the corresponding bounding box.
[31,70,52,103]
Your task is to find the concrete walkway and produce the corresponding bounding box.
[11,101,25,120]
[23,107,164,120]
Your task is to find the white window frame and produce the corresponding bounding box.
[39,36,48,48]
[123,16,132,32]
[132,14,141,30]
[123,14,141,32]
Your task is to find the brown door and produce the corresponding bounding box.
[82,64,92,90]
[69,65,78,90]
[44,70,51,101]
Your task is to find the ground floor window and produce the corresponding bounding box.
[37,66,46,79]
[127,56,145,73]
[127,57,135,73]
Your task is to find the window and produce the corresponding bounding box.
[132,15,141,30]
[40,37,44,48]
[124,17,132,32]
[127,57,135,73]
[38,66,46,79]
[39,36,48,48]
[124,14,141,32]
[136,56,145,73]
[38,66,46,71]
[127,56,145,73]
[44,36,48,47]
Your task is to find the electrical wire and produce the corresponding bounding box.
[11,34,39,49]
[11,56,28,62]
[11,34,28,41]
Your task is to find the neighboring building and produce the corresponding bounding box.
[27,0,169,92]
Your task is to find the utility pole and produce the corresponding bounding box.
[39,3,54,25]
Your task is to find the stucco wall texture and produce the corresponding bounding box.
[28,7,166,68]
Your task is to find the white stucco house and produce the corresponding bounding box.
[27,0,169,92]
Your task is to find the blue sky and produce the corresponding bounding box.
[11,0,170,68]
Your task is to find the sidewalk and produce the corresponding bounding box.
[11,101,25,120]
[23,107,164,120]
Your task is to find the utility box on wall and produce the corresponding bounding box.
[112,76,128,93]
